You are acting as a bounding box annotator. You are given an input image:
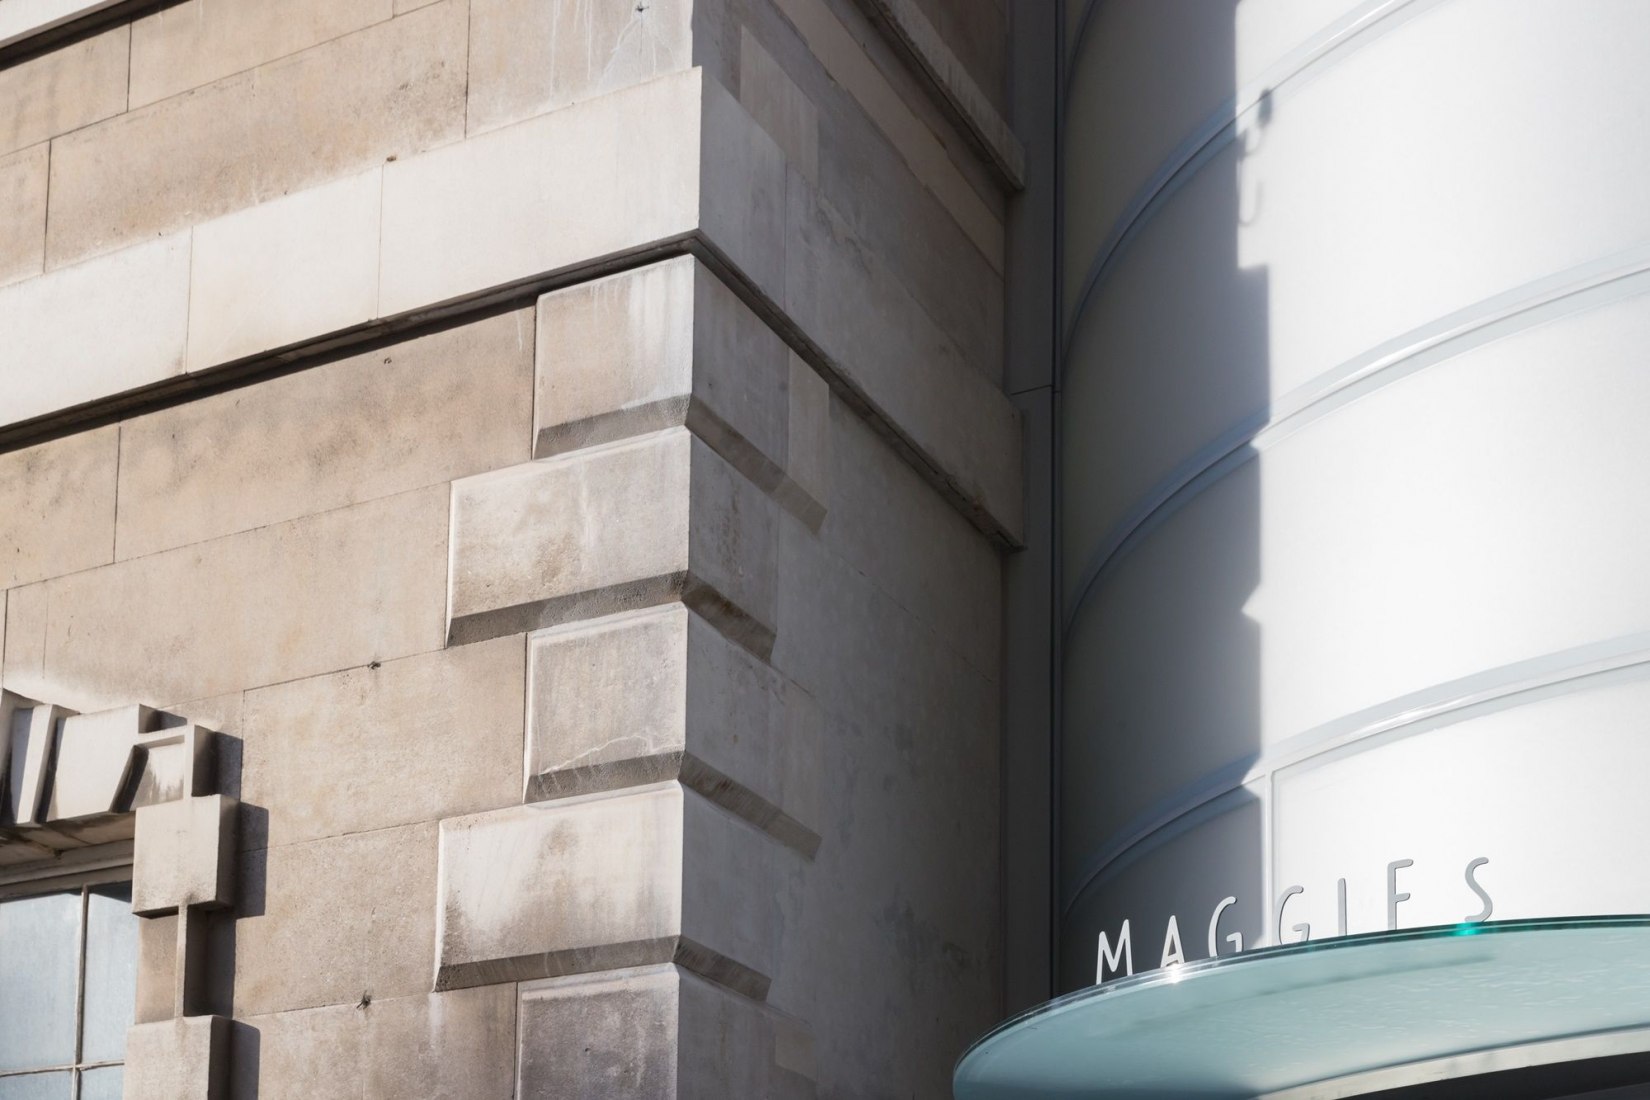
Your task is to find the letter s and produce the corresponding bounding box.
[1465,857,1493,923]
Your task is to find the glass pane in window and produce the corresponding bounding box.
[78,1067,123,1100]
[0,892,79,1071]
[0,1072,71,1100]
[80,884,137,1064]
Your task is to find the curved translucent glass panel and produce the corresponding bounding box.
[958,919,1650,1099]
[1058,0,1650,1008]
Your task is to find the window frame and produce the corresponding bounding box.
[0,856,138,1100]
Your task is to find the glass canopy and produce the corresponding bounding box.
[955,918,1650,1099]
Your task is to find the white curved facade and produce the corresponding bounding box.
[1060,0,1650,990]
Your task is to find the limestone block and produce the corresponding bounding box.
[436,783,790,995]
[3,486,447,709]
[45,706,215,820]
[447,428,777,654]
[0,23,127,158]
[526,604,820,855]
[776,353,831,528]
[134,912,178,1024]
[379,69,701,315]
[739,26,819,183]
[129,0,393,107]
[235,822,438,1016]
[534,256,788,491]
[362,986,517,1099]
[240,635,525,850]
[0,234,190,430]
[185,169,383,370]
[823,402,1002,677]
[0,424,117,588]
[0,143,46,287]
[124,1014,230,1100]
[516,964,816,1099]
[117,307,533,560]
[45,0,466,267]
[699,72,787,303]
[784,168,1022,544]
[466,0,693,135]
[233,986,515,1099]
[133,794,237,914]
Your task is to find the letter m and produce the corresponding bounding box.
[1096,919,1133,983]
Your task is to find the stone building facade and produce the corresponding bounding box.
[0,0,1040,1096]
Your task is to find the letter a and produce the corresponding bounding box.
[1160,915,1185,968]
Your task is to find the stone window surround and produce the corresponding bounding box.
[0,691,236,1096]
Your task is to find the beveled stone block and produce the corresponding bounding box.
[436,783,789,996]
[447,428,776,654]
[132,794,237,915]
[526,604,820,855]
[185,168,383,370]
[466,0,692,135]
[534,255,788,487]
[516,964,816,1099]
[0,233,190,430]
[124,1014,230,1100]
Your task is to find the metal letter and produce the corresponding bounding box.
[1464,857,1493,922]
[1208,896,1243,957]
[1160,915,1185,968]
[1274,885,1307,945]
[1336,877,1348,937]
[1096,920,1133,984]
[1387,859,1414,930]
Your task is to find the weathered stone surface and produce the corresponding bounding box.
[118,307,533,560]
[184,168,383,370]
[0,22,127,158]
[233,986,515,1099]
[448,428,777,654]
[740,25,819,183]
[235,821,438,1016]
[129,0,393,107]
[45,0,466,267]
[526,604,820,854]
[1,486,447,709]
[0,233,190,430]
[0,424,116,588]
[534,256,787,489]
[517,964,814,1099]
[777,352,831,528]
[785,167,1021,543]
[134,912,178,1024]
[379,68,701,315]
[240,635,525,850]
[0,143,46,287]
[133,794,237,914]
[699,72,788,303]
[466,0,693,135]
[124,1014,229,1100]
[823,398,1001,677]
[436,782,791,995]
